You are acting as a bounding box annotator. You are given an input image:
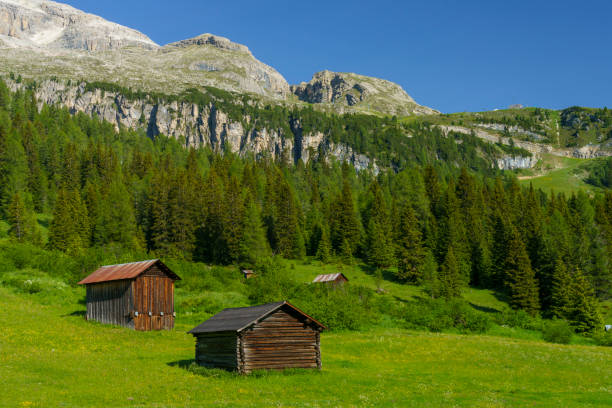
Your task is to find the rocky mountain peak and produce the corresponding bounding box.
[0,0,158,51]
[291,71,436,116]
[165,33,250,54]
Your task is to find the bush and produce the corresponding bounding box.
[495,309,542,331]
[592,330,612,347]
[542,319,573,344]
[390,298,492,334]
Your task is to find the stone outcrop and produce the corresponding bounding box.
[15,79,378,171]
[291,70,437,116]
[0,0,158,50]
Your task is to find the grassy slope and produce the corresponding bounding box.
[1,286,611,407]
[517,154,604,195]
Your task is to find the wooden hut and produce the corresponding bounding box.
[312,273,349,286]
[188,301,326,373]
[78,259,180,331]
[241,269,256,279]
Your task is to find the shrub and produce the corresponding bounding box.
[592,330,612,347]
[542,319,573,344]
[495,309,542,331]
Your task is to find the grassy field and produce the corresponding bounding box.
[517,154,604,195]
[1,285,611,408]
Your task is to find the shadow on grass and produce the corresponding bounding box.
[63,310,86,317]
[469,302,502,314]
[167,360,322,378]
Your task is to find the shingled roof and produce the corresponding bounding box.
[78,259,180,285]
[312,273,348,283]
[188,301,326,334]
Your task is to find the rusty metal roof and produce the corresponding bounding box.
[188,301,326,334]
[312,273,348,283]
[78,259,180,285]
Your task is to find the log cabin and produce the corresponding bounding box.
[78,259,180,331]
[312,273,349,286]
[188,301,326,373]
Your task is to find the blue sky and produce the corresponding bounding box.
[64,0,611,113]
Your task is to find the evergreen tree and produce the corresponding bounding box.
[7,192,40,244]
[504,227,540,315]
[316,226,332,263]
[239,194,270,267]
[365,181,395,269]
[395,203,425,282]
[329,165,360,256]
[439,246,462,299]
[48,188,90,254]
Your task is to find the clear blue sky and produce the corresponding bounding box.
[64,0,611,113]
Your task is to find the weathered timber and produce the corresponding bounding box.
[79,260,180,331]
[189,301,325,373]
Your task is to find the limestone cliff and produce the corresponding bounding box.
[16,79,378,171]
[291,70,437,116]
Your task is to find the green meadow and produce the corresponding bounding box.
[1,254,611,407]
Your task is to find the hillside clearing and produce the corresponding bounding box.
[1,286,611,407]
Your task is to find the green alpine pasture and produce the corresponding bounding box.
[1,257,611,407]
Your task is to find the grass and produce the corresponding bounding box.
[1,285,611,407]
[517,154,604,195]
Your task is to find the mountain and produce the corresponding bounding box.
[292,70,438,116]
[0,0,433,114]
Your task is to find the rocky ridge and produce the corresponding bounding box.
[12,78,378,171]
[292,70,437,116]
[0,0,435,114]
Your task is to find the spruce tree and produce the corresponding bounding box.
[504,227,540,315]
[316,226,332,263]
[395,203,425,282]
[48,188,90,254]
[239,194,270,267]
[7,192,40,244]
[439,246,462,299]
[365,181,395,269]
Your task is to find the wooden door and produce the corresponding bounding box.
[133,275,174,331]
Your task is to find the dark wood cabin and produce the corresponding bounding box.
[78,259,180,331]
[188,301,326,373]
[312,273,349,286]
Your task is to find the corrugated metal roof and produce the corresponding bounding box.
[77,259,180,285]
[188,301,326,334]
[312,273,348,283]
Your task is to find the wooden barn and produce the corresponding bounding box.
[188,301,326,373]
[312,273,349,286]
[78,259,180,331]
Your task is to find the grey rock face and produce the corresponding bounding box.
[291,70,437,116]
[0,0,158,50]
[496,156,537,170]
[17,78,377,171]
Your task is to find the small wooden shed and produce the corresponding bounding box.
[78,259,180,331]
[188,301,326,373]
[241,269,256,279]
[312,273,349,286]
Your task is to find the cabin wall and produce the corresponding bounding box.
[194,332,238,370]
[133,265,175,331]
[86,280,134,328]
[239,309,320,373]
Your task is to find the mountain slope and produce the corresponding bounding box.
[292,70,437,116]
[0,0,434,114]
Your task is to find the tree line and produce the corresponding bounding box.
[0,79,609,333]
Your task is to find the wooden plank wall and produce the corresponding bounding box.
[133,265,175,331]
[239,309,320,373]
[195,332,238,370]
[86,280,134,329]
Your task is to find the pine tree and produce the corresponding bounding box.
[239,194,270,267]
[551,260,602,333]
[422,251,441,298]
[329,166,360,257]
[48,188,90,254]
[439,246,462,299]
[395,203,425,282]
[365,181,395,269]
[316,226,332,263]
[92,179,139,249]
[7,192,40,244]
[504,227,540,315]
